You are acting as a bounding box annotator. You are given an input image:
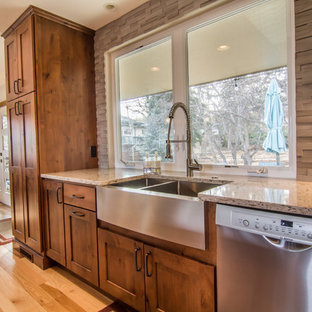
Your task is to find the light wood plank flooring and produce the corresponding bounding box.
[0,243,114,312]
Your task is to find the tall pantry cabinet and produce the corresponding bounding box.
[2,6,98,266]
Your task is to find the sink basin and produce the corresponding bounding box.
[144,180,221,197]
[97,177,228,250]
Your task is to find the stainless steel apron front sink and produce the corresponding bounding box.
[97,177,227,250]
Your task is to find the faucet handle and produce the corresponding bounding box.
[193,158,202,171]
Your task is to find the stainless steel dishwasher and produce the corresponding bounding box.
[216,204,312,312]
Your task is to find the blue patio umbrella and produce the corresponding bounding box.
[262,78,286,165]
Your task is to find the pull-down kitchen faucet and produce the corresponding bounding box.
[165,102,202,177]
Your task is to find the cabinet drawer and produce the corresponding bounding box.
[64,183,96,211]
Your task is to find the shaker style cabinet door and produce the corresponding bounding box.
[43,180,66,266]
[144,245,215,312]
[64,204,98,286]
[8,100,24,242]
[8,93,41,252]
[4,33,18,101]
[20,93,41,252]
[16,16,35,98]
[4,16,35,101]
[98,229,145,312]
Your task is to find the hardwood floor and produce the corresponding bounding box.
[0,203,11,221]
[0,243,115,312]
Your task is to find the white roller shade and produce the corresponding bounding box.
[118,39,172,101]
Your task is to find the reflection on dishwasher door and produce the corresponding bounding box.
[216,204,312,312]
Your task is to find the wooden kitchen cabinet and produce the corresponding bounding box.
[8,92,41,253]
[64,204,98,286]
[4,16,34,101]
[98,228,215,312]
[43,180,66,266]
[64,183,96,211]
[43,181,98,285]
[3,6,97,266]
[144,245,215,312]
[98,229,145,311]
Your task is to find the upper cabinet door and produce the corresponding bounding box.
[4,16,35,102]
[16,17,35,97]
[4,33,18,101]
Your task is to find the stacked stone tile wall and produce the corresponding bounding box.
[95,0,312,181]
[295,0,312,180]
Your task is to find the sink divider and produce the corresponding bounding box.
[141,180,177,191]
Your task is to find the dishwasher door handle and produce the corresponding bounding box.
[262,235,312,253]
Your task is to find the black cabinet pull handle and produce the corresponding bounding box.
[56,186,62,204]
[145,251,152,277]
[14,102,18,116]
[72,194,85,200]
[13,80,18,94]
[134,247,142,272]
[17,78,22,93]
[16,101,22,115]
[71,211,85,217]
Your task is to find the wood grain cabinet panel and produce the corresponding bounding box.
[21,94,40,252]
[10,167,25,242]
[8,100,24,242]
[98,229,145,312]
[3,6,97,263]
[144,245,215,312]
[4,16,34,101]
[8,93,41,253]
[64,204,98,286]
[16,16,35,97]
[43,180,66,266]
[4,32,18,101]
[35,15,97,174]
[98,229,216,312]
[64,184,96,211]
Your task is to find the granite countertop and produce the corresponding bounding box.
[41,168,144,185]
[41,168,312,217]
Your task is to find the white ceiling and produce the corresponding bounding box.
[0,0,149,101]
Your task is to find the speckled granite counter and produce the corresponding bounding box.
[41,168,144,185]
[198,177,312,217]
[41,168,312,217]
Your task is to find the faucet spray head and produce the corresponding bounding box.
[165,141,172,159]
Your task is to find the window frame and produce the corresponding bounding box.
[105,0,296,178]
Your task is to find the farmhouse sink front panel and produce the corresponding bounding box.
[97,186,206,250]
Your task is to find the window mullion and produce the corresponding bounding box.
[169,28,191,171]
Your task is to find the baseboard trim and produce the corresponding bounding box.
[13,239,55,270]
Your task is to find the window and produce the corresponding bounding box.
[115,38,173,162]
[109,0,294,177]
[187,0,289,168]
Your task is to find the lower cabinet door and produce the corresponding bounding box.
[144,245,215,312]
[43,180,66,266]
[98,229,145,312]
[10,167,25,243]
[64,204,98,286]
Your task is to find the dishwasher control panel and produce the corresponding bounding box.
[216,204,312,245]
